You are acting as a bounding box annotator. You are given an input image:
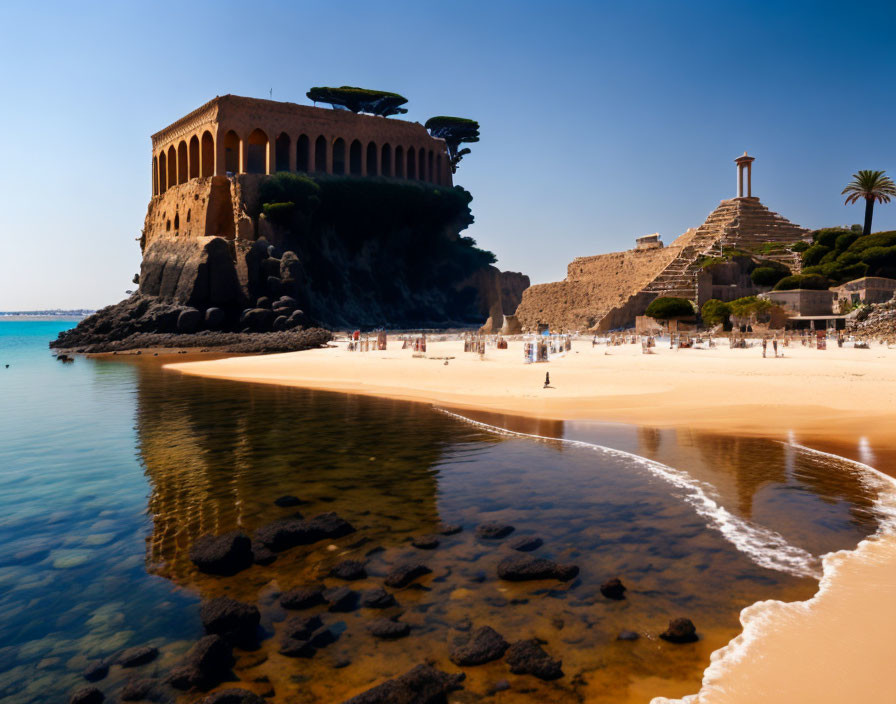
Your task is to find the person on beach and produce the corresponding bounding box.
[544,372,550,388]
[773,337,778,357]
[762,337,767,358]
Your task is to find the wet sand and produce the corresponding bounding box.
[167,338,896,703]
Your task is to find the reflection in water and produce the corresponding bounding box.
[128,362,889,703]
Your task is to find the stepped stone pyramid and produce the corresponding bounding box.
[642,196,810,300]
[514,154,813,331]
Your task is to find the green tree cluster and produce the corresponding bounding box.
[797,227,896,283]
[306,86,409,116]
[424,116,480,173]
[645,297,694,319]
[700,299,732,326]
[728,296,773,319]
[773,273,833,291]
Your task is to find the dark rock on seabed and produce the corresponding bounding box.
[508,535,543,552]
[617,630,640,641]
[119,678,162,701]
[82,660,109,682]
[168,635,234,691]
[69,686,104,704]
[189,531,254,576]
[200,689,266,704]
[254,512,355,552]
[366,618,410,639]
[496,554,579,582]
[383,562,432,588]
[449,626,509,666]
[280,585,326,610]
[118,645,159,668]
[330,559,367,580]
[324,586,360,612]
[660,618,699,643]
[341,664,465,704]
[600,577,627,600]
[274,494,303,507]
[360,587,397,609]
[476,523,515,539]
[505,640,563,680]
[411,534,440,550]
[439,524,463,535]
[199,597,261,648]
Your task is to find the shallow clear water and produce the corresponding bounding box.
[0,321,890,703]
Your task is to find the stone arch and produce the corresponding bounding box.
[407,147,416,179]
[177,140,188,184]
[381,144,392,177]
[275,132,291,172]
[366,141,378,176]
[167,145,177,189]
[332,138,346,174]
[395,146,404,178]
[418,149,425,182]
[201,131,214,177]
[223,130,240,174]
[189,136,200,179]
[436,154,442,185]
[349,139,362,176]
[152,155,159,195]
[297,134,310,172]
[315,135,328,173]
[428,151,434,183]
[158,151,167,194]
[174,213,180,230]
[247,129,268,174]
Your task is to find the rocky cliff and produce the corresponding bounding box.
[53,174,529,351]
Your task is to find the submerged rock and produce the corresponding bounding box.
[341,664,465,704]
[508,536,543,552]
[600,578,627,600]
[384,562,432,588]
[118,645,158,668]
[189,531,254,576]
[496,554,579,582]
[330,559,367,580]
[69,686,104,704]
[280,585,326,610]
[199,597,260,647]
[505,640,563,680]
[250,541,276,566]
[254,512,354,552]
[324,586,360,612]
[119,678,160,701]
[283,615,323,641]
[617,630,640,641]
[168,635,234,691]
[660,618,698,643]
[360,587,396,609]
[82,660,109,683]
[411,535,440,550]
[200,689,266,704]
[439,524,463,536]
[273,495,303,507]
[366,618,410,640]
[449,626,508,666]
[476,523,515,539]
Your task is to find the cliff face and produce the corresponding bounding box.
[138,173,527,329]
[55,174,528,350]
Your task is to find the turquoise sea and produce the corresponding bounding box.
[0,320,891,703]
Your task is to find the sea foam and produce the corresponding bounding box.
[439,409,823,579]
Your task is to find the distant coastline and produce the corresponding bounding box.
[0,310,93,319]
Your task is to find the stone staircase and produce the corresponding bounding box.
[641,197,810,301]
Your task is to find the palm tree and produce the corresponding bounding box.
[842,170,896,236]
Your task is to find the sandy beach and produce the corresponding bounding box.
[167,337,896,703]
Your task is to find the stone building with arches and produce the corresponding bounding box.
[145,94,452,245]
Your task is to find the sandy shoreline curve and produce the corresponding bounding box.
[166,338,896,703]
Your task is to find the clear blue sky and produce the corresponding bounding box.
[2,0,895,310]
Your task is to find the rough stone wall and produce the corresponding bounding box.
[514,235,690,331]
[143,176,236,249]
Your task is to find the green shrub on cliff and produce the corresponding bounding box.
[728,295,773,319]
[773,274,831,290]
[645,297,694,319]
[700,299,731,326]
[750,266,788,287]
